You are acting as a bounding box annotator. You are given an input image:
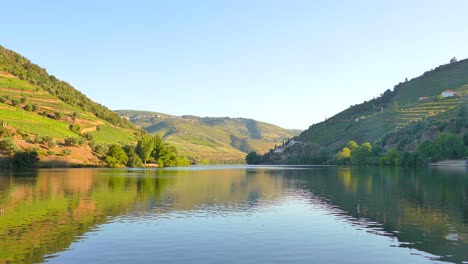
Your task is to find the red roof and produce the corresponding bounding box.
[443,90,455,93]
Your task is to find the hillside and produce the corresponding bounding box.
[0,46,139,166]
[116,110,300,163]
[262,58,468,164]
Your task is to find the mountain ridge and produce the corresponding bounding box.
[116,110,301,163]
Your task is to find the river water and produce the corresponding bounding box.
[0,166,467,263]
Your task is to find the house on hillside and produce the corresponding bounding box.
[441,90,456,98]
[274,147,284,153]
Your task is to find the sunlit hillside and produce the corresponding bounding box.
[116,110,301,163]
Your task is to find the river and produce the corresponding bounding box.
[0,166,467,263]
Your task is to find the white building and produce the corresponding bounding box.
[441,90,456,98]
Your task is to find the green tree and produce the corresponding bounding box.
[432,133,464,160]
[418,141,435,160]
[350,142,373,165]
[379,149,400,166]
[13,150,39,168]
[463,131,468,146]
[136,135,155,164]
[246,151,261,164]
[105,144,128,167]
[0,138,17,154]
[125,147,143,168]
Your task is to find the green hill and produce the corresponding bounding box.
[116,110,300,163]
[262,58,468,164]
[0,46,139,166]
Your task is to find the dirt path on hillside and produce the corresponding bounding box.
[0,87,38,95]
[0,71,17,78]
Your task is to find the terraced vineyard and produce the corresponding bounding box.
[0,73,135,143]
[295,58,468,152]
[396,97,463,127]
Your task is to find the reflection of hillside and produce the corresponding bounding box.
[0,168,283,263]
[286,167,468,263]
[157,169,284,211]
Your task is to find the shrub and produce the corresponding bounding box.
[0,138,17,154]
[64,137,79,146]
[41,136,56,148]
[23,104,33,111]
[13,151,39,168]
[55,112,62,120]
[61,149,72,157]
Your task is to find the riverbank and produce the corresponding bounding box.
[429,160,467,167]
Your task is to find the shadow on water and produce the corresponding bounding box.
[281,166,468,263]
[0,166,467,263]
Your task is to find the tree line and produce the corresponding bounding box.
[247,132,468,166]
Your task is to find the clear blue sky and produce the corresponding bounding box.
[2,1,468,129]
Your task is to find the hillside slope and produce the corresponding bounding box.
[116,110,300,163]
[262,58,468,164]
[0,46,139,166]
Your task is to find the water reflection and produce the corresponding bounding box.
[0,166,467,263]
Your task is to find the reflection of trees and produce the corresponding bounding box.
[284,167,468,263]
[0,168,283,263]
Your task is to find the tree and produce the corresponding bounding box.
[246,151,261,164]
[418,140,435,160]
[105,144,128,167]
[136,135,155,164]
[125,147,143,167]
[336,147,351,160]
[13,150,39,168]
[450,57,458,63]
[0,138,17,154]
[151,135,165,161]
[379,149,400,166]
[350,142,373,165]
[347,141,359,151]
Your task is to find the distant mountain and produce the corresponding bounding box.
[116,110,301,163]
[261,58,468,164]
[0,45,139,166]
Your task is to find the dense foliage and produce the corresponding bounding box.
[331,133,468,166]
[104,135,190,168]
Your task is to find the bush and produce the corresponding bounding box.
[23,104,33,111]
[104,144,128,167]
[84,133,93,140]
[13,151,39,168]
[55,112,62,120]
[89,141,108,155]
[0,138,17,154]
[64,137,79,146]
[41,136,56,148]
[61,149,72,157]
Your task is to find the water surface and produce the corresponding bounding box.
[0,166,467,263]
